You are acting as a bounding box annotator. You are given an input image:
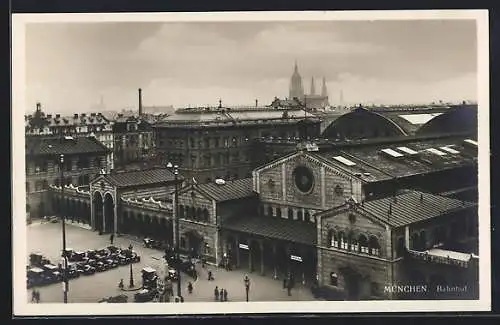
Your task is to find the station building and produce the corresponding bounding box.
[49,132,479,300]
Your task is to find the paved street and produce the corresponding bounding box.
[26,221,317,303]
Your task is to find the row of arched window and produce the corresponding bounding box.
[327,230,381,257]
[178,205,210,223]
[259,205,314,222]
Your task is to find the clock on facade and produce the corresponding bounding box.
[293,166,315,193]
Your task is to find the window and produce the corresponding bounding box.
[359,235,369,254]
[350,236,359,252]
[224,137,229,148]
[276,208,282,218]
[330,272,338,286]
[339,232,348,250]
[204,138,210,148]
[203,209,210,222]
[214,137,220,147]
[369,236,381,256]
[329,231,339,248]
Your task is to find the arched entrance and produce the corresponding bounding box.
[340,266,362,300]
[103,193,115,233]
[184,230,204,258]
[93,192,103,232]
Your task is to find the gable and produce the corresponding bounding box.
[177,185,214,203]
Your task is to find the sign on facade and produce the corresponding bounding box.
[239,243,249,250]
[290,255,303,262]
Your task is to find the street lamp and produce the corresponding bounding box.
[59,154,69,303]
[244,274,250,302]
[129,243,134,288]
[166,162,182,301]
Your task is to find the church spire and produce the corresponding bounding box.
[310,77,316,95]
[294,60,298,73]
[289,61,304,100]
[321,77,328,97]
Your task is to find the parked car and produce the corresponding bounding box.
[27,267,46,288]
[66,263,80,279]
[134,288,157,302]
[95,262,107,272]
[87,259,97,267]
[97,248,110,257]
[104,259,118,269]
[81,264,96,275]
[29,253,44,267]
[107,245,121,254]
[141,267,158,290]
[166,268,178,282]
[116,254,129,265]
[122,249,140,263]
[87,249,98,259]
[69,251,87,263]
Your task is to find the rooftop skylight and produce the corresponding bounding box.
[440,146,460,154]
[333,156,356,166]
[464,139,478,147]
[381,148,404,158]
[427,148,447,156]
[397,146,418,155]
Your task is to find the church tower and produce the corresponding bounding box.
[289,61,304,100]
[310,77,316,95]
[321,77,328,97]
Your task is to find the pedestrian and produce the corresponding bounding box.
[223,289,228,302]
[287,283,292,296]
[187,282,193,294]
[36,290,41,303]
[219,288,224,302]
[208,270,213,281]
[283,278,287,289]
[214,286,219,301]
[110,233,114,245]
[31,290,36,303]
[128,243,133,251]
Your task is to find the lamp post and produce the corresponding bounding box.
[59,154,69,303]
[129,243,134,288]
[244,274,250,302]
[167,162,182,300]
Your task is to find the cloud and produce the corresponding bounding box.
[24,20,478,113]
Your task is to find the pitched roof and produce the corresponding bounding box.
[194,178,256,202]
[359,190,476,228]
[105,168,179,188]
[222,216,316,245]
[26,136,109,156]
[314,136,478,183]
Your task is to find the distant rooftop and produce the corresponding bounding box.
[26,136,109,156]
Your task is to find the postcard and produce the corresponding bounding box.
[12,9,490,315]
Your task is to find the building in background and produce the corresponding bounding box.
[153,103,322,184]
[112,114,155,168]
[25,135,109,221]
[287,62,330,111]
[25,102,114,172]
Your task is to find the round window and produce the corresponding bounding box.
[293,166,315,193]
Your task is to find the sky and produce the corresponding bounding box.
[25,20,478,114]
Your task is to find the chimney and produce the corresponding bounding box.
[36,102,41,111]
[55,114,61,118]
[73,114,78,119]
[138,88,143,116]
[255,99,258,107]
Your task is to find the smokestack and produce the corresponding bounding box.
[138,88,143,116]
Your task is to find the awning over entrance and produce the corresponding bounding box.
[222,216,317,246]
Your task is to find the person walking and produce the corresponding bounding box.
[214,286,219,301]
[110,233,114,245]
[219,288,224,302]
[208,270,213,281]
[35,290,41,303]
[31,290,36,303]
[223,289,228,302]
[283,278,287,289]
[187,282,193,294]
